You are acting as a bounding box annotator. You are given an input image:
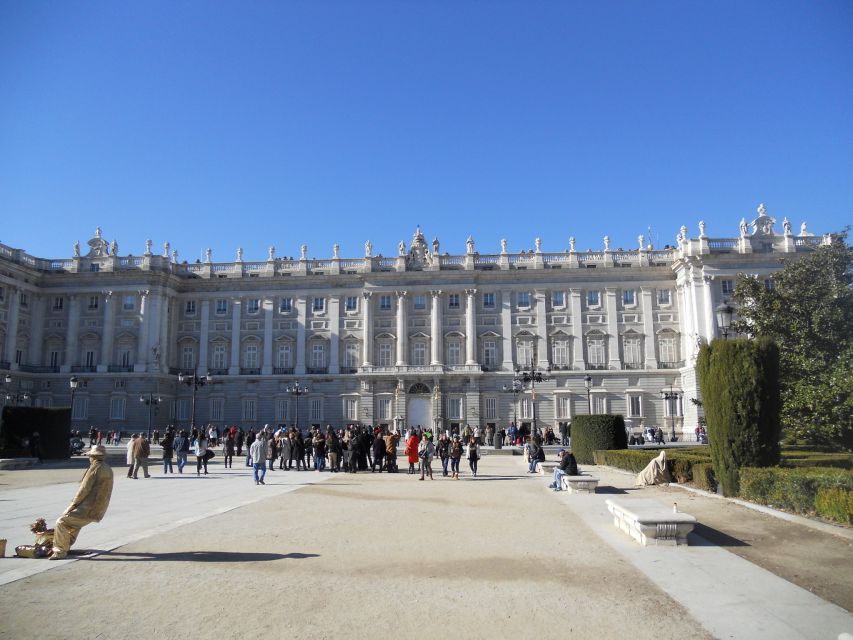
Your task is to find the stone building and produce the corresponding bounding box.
[0,206,826,438]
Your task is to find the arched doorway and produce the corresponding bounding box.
[407,383,432,429]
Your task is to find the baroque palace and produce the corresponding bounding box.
[0,205,826,437]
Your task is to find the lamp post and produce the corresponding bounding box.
[2,374,30,406]
[139,393,162,439]
[177,371,210,431]
[286,380,309,429]
[69,376,79,424]
[502,379,522,430]
[660,384,682,442]
[584,374,593,414]
[511,363,551,438]
[715,300,734,339]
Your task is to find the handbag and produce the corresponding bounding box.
[204,449,215,461]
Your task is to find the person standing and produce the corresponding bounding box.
[418,433,435,480]
[49,445,113,560]
[245,429,256,467]
[267,434,277,471]
[467,436,480,478]
[405,430,420,475]
[223,434,235,469]
[194,433,209,476]
[125,434,138,478]
[250,433,268,485]
[371,432,385,473]
[161,431,174,474]
[436,433,450,477]
[174,430,189,473]
[131,433,151,479]
[449,435,463,479]
[313,431,327,471]
[236,428,244,457]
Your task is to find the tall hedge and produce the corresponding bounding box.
[0,406,71,459]
[571,414,627,464]
[697,337,781,496]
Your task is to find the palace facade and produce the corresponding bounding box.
[0,206,826,437]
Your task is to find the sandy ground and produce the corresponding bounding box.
[0,457,710,640]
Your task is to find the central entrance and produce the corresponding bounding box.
[406,383,432,430]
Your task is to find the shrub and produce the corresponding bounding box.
[593,449,658,472]
[592,448,711,483]
[0,406,71,459]
[692,463,717,492]
[814,486,853,524]
[697,337,782,496]
[571,415,627,465]
[780,451,853,470]
[739,467,853,517]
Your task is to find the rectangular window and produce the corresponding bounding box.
[764,278,775,292]
[311,343,325,368]
[413,295,426,310]
[345,296,358,312]
[212,344,227,369]
[15,349,23,364]
[659,336,678,363]
[176,399,190,421]
[210,398,225,421]
[517,291,530,308]
[278,297,291,313]
[114,379,126,389]
[447,342,461,365]
[378,343,392,367]
[85,350,95,367]
[552,340,569,366]
[551,291,565,307]
[344,397,358,421]
[377,397,392,420]
[109,397,126,420]
[592,395,606,415]
[379,295,392,311]
[447,397,462,419]
[123,295,135,311]
[185,300,196,315]
[628,395,642,418]
[216,299,228,315]
[242,398,257,421]
[53,296,64,311]
[20,292,28,307]
[587,291,600,307]
[312,297,325,313]
[276,399,289,422]
[448,293,460,309]
[310,398,322,421]
[247,299,260,314]
[412,342,426,366]
[658,289,672,305]
[624,338,642,365]
[244,344,259,368]
[483,292,495,309]
[277,344,292,368]
[484,397,497,419]
[483,341,497,367]
[88,295,99,311]
[623,290,636,306]
[120,349,132,367]
[517,341,533,366]
[344,343,359,368]
[557,395,571,419]
[181,346,195,370]
[72,396,89,420]
[49,351,60,368]
[520,397,533,420]
[587,338,605,366]
[720,280,734,296]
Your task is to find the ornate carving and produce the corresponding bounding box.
[364,239,372,257]
[569,237,576,252]
[466,235,475,255]
[698,221,706,238]
[85,230,110,258]
[300,244,308,260]
[750,203,776,237]
[332,243,340,259]
[268,245,275,261]
[145,239,152,256]
[501,238,508,254]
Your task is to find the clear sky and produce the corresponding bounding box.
[1,1,851,261]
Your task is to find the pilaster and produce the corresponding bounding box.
[198,298,210,375]
[262,298,274,375]
[605,288,620,369]
[328,295,340,374]
[430,290,442,365]
[229,298,241,375]
[395,291,408,366]
[465,288,478,365]
[570,289,585,370]
[97,291,115,371]
[295,297,306,375]
[535,290,548,368]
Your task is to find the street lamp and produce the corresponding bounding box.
[660,384,682,442]
[584,374,593,414]
[139,393,162,439]
[69,376,79,425]
[2,374,30,406]
[177,371,210,431]
[511,363,551,438]
[502,379,522,429]
[715,300,734,339]
[286,380,309,429]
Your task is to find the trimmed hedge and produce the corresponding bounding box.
[593,448,712,483]
[0,406,71,459]
[739,467,853,523]
[815,487,853,524]
[571,415,627,465]
[780,451,853,470]
[692,463,717,492]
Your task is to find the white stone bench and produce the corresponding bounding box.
[560,474,599,493]
[537,461,559,475]
[605,498,696,547]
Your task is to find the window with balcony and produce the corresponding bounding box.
[448,293,460,309]
[447,341,462,365]
[623,336,642,367]
[552,339,569,366]
[184,300,196,315]
[483,341,497,367]
[278,297,291,313]
[517,291,530,308]
[212,344,228,369]
[377,343,392,367]
[551,291,565,307]
[345,296,358,312]
[216,299,228,315]
[483,292,495,309]
[344,342,359,369]
[587,336,606,368]
[181,346,195,370]
[311,343,326,368]
[658,333,679,364]
[244,343,259,368]
[277,344,292,369]
[516,340,533,366]
[412,341,426,366]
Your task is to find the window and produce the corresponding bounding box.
[344,397,358,421]
[344,343,359,368]
[176,399,190,421]
[378,343,392,367]
[242,398,257,421]
[623,290,636,306]
[557,395,571,418]
[764,278,775,292]
[412,342,426,366]
[659,334,678,363]
[448,293,460,309]
[0,287,4,302]
[277,344,292,368]
[628,395,643,418]
[181,346,195,370]
[311,343,326,368]
[516,340,533,366]
[447,341,462,365]
[185,300,196,315]
[552,291,565,307]
[414,295,426,310]
[658,289,672,305]
[484,397,497,419]
[89,263,100,272]
[49,351,60,368]
[587,337,605,367]
[624,336,642,365]
[552,339,569,366]
[312,297,325,313]
[212,344,228,369]
[586,291,600,307]
[244,344,259,368]
[72,396,89,420]
[216,299,228,315]
[119,349,132,368]
[247,299,260,314]
[520,397,533,419]
[447,397,463,419]
[20,292,28,307]
[278,298,291,313]
[483,341,497,367]
[210,398,225,421]
[345,296,358,312]
[276,399,290,422]
[592,395,607,415]
[52,296,64,311]
[15,349,23,364]
[483,292,495,309]
[517,291,530,308]
[720,279,734,296]
[114,379,126,389]
[377,397,392,420]
[123,295,135,311]
[310,398,323,422]
[88,295,99,311]
[109,397,126,420]
[85,350,96,367]
[379,295,392,311]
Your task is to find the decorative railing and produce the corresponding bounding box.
[240,367,261,375]
[107,365,133,372]
[70,365,97,373]
[18,364,59,373]
[273,367,294,375]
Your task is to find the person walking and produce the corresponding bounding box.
[245,429,256,467]
[125,434,138,478]
[449,435,463,479]
[436,433,450,477]
[161,431,174,474]
[418,432,435,480]
[250,433,268,485]
[194,433,209,476]
[131,433,151,479]
[467,436,480,478]
[236,428,244,457]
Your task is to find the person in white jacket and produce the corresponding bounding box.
[125,434,138,479]
[250,436,269,485]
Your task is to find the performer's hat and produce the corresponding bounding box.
[85,445,107,458]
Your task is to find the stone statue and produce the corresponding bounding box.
[107,240,115,256]
[432,238,440,255]
[205,248,212,263]
[73,241,80,257]
[236,247,243,262]
[680,225,688,242]
[782,217,792,235]
[48,445,113,559]
[569,237,576,252]
[145,239,152,256]
[799,222,812,237]
[398,240,406,256]
[739,218,748,237]
[268,245,275,261]
[152,345,160,364]
[333,243,340,258]
[300,244,308,260]
[757,202,767,217]
[638,235,645,250]
[698,220,706,238]
[603,236,610,251]
[535,237,542,252]
[365,239,372,257]
[466,235,475,254]
[172,249,178,263]
[163,242,170,258]
[95,226,102,239]
[501,238,508,254]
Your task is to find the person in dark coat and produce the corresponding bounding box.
[280,433,292,470]
[371,433,385,472]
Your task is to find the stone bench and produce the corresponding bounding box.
[560,474,599,493]
[605,498,696,547]
[537,461,559,475]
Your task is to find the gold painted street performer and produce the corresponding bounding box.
[49,444,114,560]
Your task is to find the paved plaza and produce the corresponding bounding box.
[0,452,851,640]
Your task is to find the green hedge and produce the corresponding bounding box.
[780,451,853,470]
[0,406,71,459]
[593,448,712,483]
[692,463,717,492]
[739,467,853,523]
[571,415,627,465]
[815,487,853,524]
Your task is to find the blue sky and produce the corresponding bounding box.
[1,1,851,261]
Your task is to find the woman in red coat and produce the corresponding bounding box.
[405,430,421,475]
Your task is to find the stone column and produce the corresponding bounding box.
[262,298,274,375]
[570,289,585,370]
[430,290,442,365]
[361,292,373,367]
[702,275,715,341]
[4,286,20,369]
[395,291,408,366]
[501,290,514,370]
[535,290,548,368]
[198,299,210,375]
[465,288,478,365]
[145,292,162,373]
[63,295,81,373]
[640,287,658,369]
[229,298,241,375]
[605,287,620,369]
[158,292,171,373]
[30,295,46,366]
[134,291,149,372]
[98,291,115,371]
[295,296,306,375]
[328,295,340,374]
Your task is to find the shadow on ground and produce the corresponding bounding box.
[85,551,319,562]
[690,523,750,548]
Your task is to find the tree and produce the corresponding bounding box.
[731,232,853,450]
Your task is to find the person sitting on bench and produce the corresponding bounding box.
[548,449,579,491]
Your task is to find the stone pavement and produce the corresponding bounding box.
[0,454,850,640]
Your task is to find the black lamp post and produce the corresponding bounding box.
[584,374,593,414]
[286,380,309,429]
[69,376,79,425]
[512,363,551,438]
[3,374,30,406]
[177,371,210,430]
[502,379,522,429]
[139,393,162,439]
[715,300,734,339]
[660,384,682,442]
